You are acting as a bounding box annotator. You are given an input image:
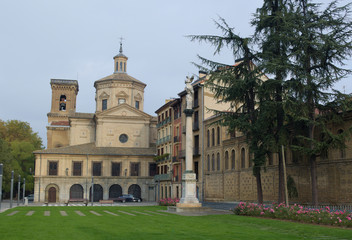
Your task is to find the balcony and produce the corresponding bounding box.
[156,117,172,128]
[154,173,172,181]
[172,156,181,163]
[156,135,172,146]
[154,153,171,163]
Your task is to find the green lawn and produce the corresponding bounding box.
[0,206,351,240]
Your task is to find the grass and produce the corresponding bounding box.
[0,206,351,240]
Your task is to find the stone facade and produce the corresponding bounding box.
[34,45,157,203]
[204,114,352,204]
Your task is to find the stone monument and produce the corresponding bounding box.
[176,76,202,209]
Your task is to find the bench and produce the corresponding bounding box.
[65,198,88,206]
[99,199,114,205]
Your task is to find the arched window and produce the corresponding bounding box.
[211,154,215,171]
[241,148,246,168]
[338,129,346,158]
[217,126,220,145]
[231,150,235,170]
[128,184,141,199]
[207,155,210,171]
[116,61,119,72]
[207,130,210,147]
[120,62,123,72]
[248,152,252,167]
[212,128,215,146]
[59,95,66,111]
[225,151,229,170]
[89,184,103,202]
[109,184,122,199]
[70,184,83,199]
[217,152,220,171]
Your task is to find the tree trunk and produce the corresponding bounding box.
[255,169,263,204]
[278,150,285,203]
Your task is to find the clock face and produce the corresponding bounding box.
[119,134,128,143]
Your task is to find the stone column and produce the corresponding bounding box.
[177,84,201,208]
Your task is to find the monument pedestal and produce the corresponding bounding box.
[178,172,201,206]
[174,172,202,213]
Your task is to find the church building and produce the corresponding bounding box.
[33,44,158,203]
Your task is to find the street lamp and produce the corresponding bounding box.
[22,178,26,205]
[10,171,14,208]
[17,175,21,206]
[91,176,94,206]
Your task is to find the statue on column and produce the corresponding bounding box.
[185,76,194,110]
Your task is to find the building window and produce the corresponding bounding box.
[120,62,123,72]
[212,154,215,171]
[194,135,199,155]
[193,111,199,130]
[135,101,140,109]
[119,134,128,143]
[116,62,119,72]
[111,162,121,176]
[207,155,210,171]
[225,151,229,170]
[72,162,82,176]
[130,162,140,176]
[217,152,220,171]
[118,98,126,105]
[212,128,215,146]
[207,130,210,147]
[149,163,157,176]
[49,161,58,176]
[92,162,102,176]
[217,126,220,145]
[241,148,246,168]
[59,95,66,111]
[194,89,198,107]
[338,129,346,158]
[231,150,235,169]
[102,99,107,111]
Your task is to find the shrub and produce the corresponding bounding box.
[159,198,180,206]
[234,202,352,227]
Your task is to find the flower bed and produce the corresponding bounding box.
[159,198,180,206]
[234,202,352,227]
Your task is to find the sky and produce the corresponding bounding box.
[0,0,350,147]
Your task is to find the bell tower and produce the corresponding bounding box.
[113,41,128,73]
[47,79,79,149]
[49,79,79,114]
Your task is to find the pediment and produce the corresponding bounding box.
[116,91,128,98]
[96,103,152,119]
[99,91,110,100]
[134,93,142,101]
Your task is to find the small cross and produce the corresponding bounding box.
[120,36,124,44]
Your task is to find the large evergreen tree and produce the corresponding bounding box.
[189,19,273,204]
[190,0,352,205]
[284,0,352,205]
[252,0,293,204]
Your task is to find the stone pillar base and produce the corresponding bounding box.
[176,202,202,208]
[179,172,200,205]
